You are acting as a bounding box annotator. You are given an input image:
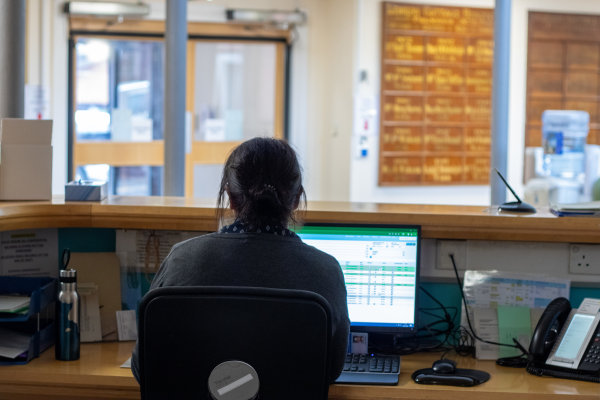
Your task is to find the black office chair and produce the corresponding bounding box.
[138,286,333,400]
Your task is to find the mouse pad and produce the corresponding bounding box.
[412,368,490,387]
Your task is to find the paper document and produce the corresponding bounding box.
[0,295,30,313]
[550,201,600,216]
[79,283,102,342]
[0,327,31,359]
[121,356,132,368]
[0,229,58,277]
[462,270,570,359]
[497,306,531,358]
[473,308,499,359]
[116,310,137,341]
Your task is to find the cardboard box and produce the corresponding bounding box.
[0,119,53,200]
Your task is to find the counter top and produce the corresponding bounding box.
[1,342,598,400]
[0,196,596,243]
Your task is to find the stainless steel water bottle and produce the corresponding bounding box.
[55,268,80,360]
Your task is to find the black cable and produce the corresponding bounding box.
[388,285,456,354]
[377,307,454,355]
[418,286,455,337]
[452,326,475,356]
[420,279,479,356]
[419,286,454,325]
[380,280,478,356]
[449,253,528,366]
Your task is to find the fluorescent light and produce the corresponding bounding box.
[226,9,306,27]
[64,1,150,18]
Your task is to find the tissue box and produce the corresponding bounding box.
[0,119,53,200]
[65,180,108,201]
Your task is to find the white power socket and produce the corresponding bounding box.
[569,244,600,275]
[436,239,467,270]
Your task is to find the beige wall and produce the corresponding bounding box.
[302,0,355,201]
[26,0,68,196]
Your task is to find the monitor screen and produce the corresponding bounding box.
[296,223,420,334]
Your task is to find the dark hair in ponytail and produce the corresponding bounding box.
[216,137,306,227]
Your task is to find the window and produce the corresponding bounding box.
[187,39,285,196]
[69,17,289,196]
[73,37,164,195]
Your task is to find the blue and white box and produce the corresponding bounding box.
[65,180,108,201]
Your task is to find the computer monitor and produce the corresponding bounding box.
[296,223,420,335]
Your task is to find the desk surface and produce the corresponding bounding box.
[0,342,597,400]
[0,196,597,244]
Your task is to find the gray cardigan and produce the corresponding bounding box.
[131,231,350,383]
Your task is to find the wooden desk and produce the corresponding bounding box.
[0,343,598,400]
[0,195,598,244]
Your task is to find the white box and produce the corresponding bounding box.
[0,119,52,200]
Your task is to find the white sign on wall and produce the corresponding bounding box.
[0,229,58,277]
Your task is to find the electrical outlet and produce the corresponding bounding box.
[436,239,467,270]
[569,244,600,275]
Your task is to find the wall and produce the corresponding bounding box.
[351,0,600,205]
[301,0,355,201]
[26,0,69,196]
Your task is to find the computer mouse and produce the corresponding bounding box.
[432,358,457,374]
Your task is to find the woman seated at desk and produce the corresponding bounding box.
[131,137,350,383]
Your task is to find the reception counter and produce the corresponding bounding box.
[0,196,599,399]
[0,195,596,243]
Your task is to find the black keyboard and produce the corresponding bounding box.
[335,353,401,385]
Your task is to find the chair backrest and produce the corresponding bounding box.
[138,286,333,400]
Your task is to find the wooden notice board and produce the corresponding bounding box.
[526,12,600,147]
[379,2,493,186]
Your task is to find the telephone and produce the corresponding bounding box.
[527,297,600,383]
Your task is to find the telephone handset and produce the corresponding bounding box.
[528,297,600,383]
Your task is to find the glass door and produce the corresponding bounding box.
[69,18,290,197]
[73,37,165,195]
[186,40,286,198]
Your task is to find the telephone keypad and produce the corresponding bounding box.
[581,328,600,368]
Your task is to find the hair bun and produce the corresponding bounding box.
[252,183,280,204]
[263,184,277,193]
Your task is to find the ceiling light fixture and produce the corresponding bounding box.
[63,1,150,18]
[226,9,307,28]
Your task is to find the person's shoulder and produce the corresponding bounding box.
[295,240,340,266]
[169,232,223,253]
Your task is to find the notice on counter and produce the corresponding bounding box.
[0,229,58,277]
[461,270,570,359]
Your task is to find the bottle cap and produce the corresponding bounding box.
[59,268,77,283]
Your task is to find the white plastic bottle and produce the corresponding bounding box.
[541,110,589,182]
